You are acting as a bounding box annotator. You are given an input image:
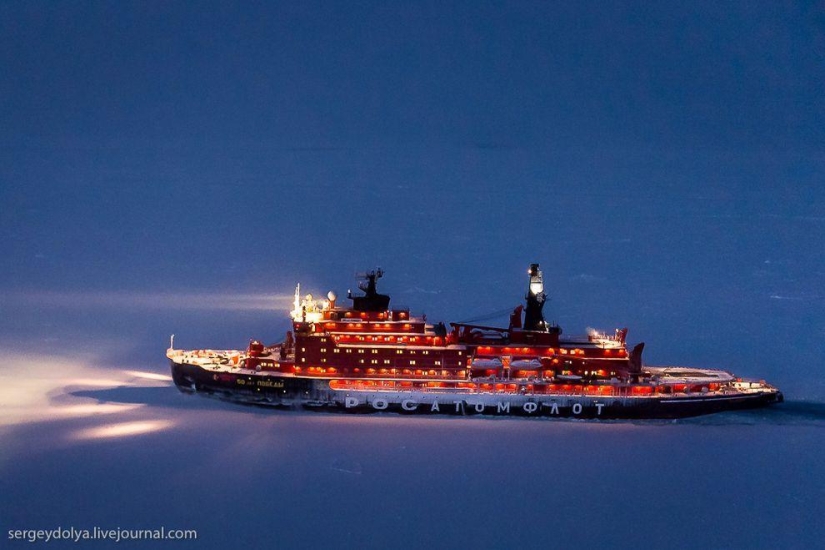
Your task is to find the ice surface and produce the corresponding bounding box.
[1,310,823,549]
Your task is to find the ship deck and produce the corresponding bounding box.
[168,351,776,400]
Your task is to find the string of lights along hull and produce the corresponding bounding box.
[167,265,783,419]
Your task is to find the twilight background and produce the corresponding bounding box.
[1,2,823,548]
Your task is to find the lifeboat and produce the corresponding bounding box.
[510,359,542,369]
[471,358,503,368]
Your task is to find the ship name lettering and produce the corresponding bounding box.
[236,379,246,386]
[256,380,283,389]
[341,395,604,415]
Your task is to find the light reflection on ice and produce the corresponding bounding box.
[47,403,144,417]
[72,420,175,440]
[0,352,170,432]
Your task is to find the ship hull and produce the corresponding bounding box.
[171,361,783,420]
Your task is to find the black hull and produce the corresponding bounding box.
[171,361,783,420]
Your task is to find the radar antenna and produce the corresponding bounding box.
[349,268,390,312]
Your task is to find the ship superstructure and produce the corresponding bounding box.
[167,265,782,419]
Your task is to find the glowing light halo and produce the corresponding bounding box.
[72,420,175,440]
[3,290,293,311]
[124,370,173,382]
[0,353,170,429]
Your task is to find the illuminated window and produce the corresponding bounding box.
[346,349,352,354]
[301,347,306,352]
[334,349,340,354]
[410,360,416,365]
[371,359,378,364]
[320,348,326,353]
[371,349,378,354]
[301,358,306,363]
[396,350,403,354]
[422,351,428,355]
[384,360,391,364]
[358,349,365,354]
[435,361,441,365]
[359,359,364,364]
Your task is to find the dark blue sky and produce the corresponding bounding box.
[2,2,822,149]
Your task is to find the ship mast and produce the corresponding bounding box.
[523,263,547,331]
